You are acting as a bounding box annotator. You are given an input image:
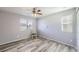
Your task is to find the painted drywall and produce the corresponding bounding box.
[77,8,79,51]
[30,18,37,33]
[37,8,76,46]
[0,11,36,45]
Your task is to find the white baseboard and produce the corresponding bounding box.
[39,34,77,51]
[0,35,31,46]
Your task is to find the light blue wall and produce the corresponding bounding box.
[37,8,76,47]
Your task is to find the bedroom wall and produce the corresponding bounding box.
[77,8,79,51]
[37,8,76,47]
[0,11,36,45]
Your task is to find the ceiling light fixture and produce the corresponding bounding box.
[32,8,42,16]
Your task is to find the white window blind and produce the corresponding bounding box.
[61,15,73,32]
[20,18,27,31]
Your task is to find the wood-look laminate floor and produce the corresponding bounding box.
[2,38,76,52]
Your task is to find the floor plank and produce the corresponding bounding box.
[3,38,76,52]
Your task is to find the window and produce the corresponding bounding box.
[20,18,27,24]
[20,18,27,31]
[61,15,73,32]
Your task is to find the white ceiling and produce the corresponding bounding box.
[0,7,73,17]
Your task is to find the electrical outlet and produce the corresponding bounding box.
[70,40,72,42]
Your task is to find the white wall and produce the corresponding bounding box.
[77,8,79,51]
[37,8,76,47]
[0,11,36,45]
[30,18,37,33]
